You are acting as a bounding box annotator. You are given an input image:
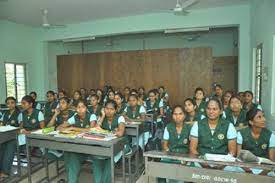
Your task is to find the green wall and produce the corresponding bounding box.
[0,20,45,102]
[251,0,275,130]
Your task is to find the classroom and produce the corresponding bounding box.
[0,0,275,183]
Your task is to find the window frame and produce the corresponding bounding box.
[255,43,263,104]
[4,62,27,101]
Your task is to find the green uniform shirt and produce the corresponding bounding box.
[102,115,120,131]
[164,123,191,153]
[125,105,143,119]
[197,118,231,155]
[88,104,102,117]
[44,100,58,122]
[21,109,43,131]
[0,109,20,127]
[225,109,247,127]
[239,127,272,158]
[116,103,127,115]
[195,100,207,116]
[55,110,75,127]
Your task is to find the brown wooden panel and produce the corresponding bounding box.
[213,56,238,92]
[57,48,213,106]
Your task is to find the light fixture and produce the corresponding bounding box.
[164,27,210,34]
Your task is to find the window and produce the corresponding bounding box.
[5,63,27,101]
[255,44,263,104]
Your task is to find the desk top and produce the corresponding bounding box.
[144,151,275,171]
[26,133,126,147]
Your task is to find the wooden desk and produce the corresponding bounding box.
[26,133,127,183]
[144,151,275,183]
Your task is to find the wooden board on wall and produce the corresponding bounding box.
[213,56,238,93]
[57,48,213,106]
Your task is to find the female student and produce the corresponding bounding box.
[158,105,192,183]
[80,88,88,101]
[47,97,75,129]
[123,94,146,122]
[243,91,262,111]
[70,90,82,109]
[237,108,275,175]
[87,94,102,118]
[44,90,59,124]
[92,100,127,183]
[29,91,42,110]
[212,84,223,102]
[123,87,130,102]
[158,86,169,103]
[123,94,149,149]
[222,91,233,112]
[19,95,45,134]
[225,96,247,128]
[114,93,127,115]
[58,90,67,99]
[189,98,237,157]
[145,90,164,121]
[96,89,104,105]
[194,87,207,116]
[138,87,147,101]
[0,97,20,178]
[60,100,97,183]
[184,98,205,123]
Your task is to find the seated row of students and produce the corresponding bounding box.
[159,99,275,183]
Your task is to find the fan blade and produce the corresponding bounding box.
[181,0,198,9]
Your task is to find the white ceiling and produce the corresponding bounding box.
[0,0,248,27]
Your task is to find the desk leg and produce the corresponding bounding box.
[144,157,156,183]
[135,128,139,178]
[111,154,115,183]
[122,150,126,183]
[16,134,21,176]
[26,138,32,183]
[44,148,50,182]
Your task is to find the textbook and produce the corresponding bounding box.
[0,125,18,132]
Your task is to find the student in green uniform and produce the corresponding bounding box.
[222,91,233,112]
[225,96,247,129]
[123,94,146,122]
[92,100,127,183]
[211,84,223,102]
[0,97,20,178]
[237,108,275,175]
[47,97,75,129]
[70,90,82,110]
[87,94,102,118]
[237,91,245,104]
[44,91,58,125]
[107,90,115,101]
[96,89,104,105]
[138,87,147,101]
[158,105,192,183]
[184,98,205,124]
[58,90,67,99]
[114,92,127,115]
[29,91,42,110]
[145,90,164,122]
[123,94,149,149]
[189,98,237,158]
[19,95,45,134]
[158,86,169,103]
[123,87,130,102]
[80,88,88,101]
[194,87,207,116]
[243,90,262,111]
[60,100,97,183]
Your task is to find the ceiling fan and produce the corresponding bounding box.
[41,9,66,29]
[171,0,199,15]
